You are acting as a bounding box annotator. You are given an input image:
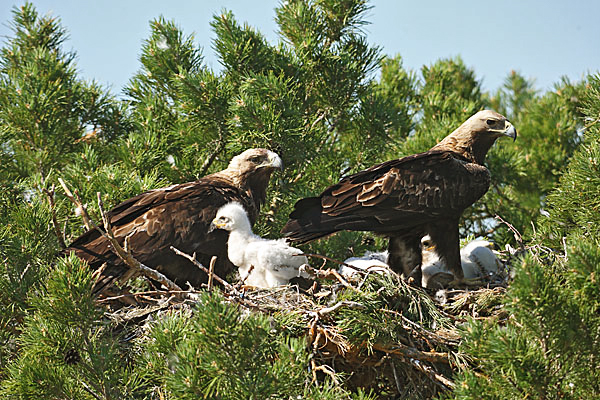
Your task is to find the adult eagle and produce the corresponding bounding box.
[281,110,516,282]
[66,148,282,292]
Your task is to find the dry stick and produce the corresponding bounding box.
[170,246,234,291]
[97,289,201,303]
[207,256,217,292]
[409,358,456,389]
[42,184,66,249]
[58,178,93,230]
[390,360,403,395]
[95,192,182,291]
[495,214,524,249]
[59,178,181,291]
[371,343,450,365]
[303,253,367,274]
[316,300,365,317]
[239,265,255,286]
[301,263,360,292]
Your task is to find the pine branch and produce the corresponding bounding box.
[42,183,66,249]
[199,125,226,176]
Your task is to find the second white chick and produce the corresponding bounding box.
[420,235,501,288]
[340,251,391,280]
[211,202,308,288]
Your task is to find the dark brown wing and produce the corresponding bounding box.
[65,176,255,291]
[282,150,490,243]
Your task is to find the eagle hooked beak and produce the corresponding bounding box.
[261,151,283,170]
[502,122,517,142]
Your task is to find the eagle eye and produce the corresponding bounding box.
[249,156,262,163]
[486,119,495,126]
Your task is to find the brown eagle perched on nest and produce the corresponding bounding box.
[66,148,282,292]
[282,110,516,283]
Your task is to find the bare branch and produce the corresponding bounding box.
[95,192,182,291]
[170,246,234,291]
[495,214,524,249]
[371,343,450,365]
[300,264,360,292]
[58,178,181,291]
[207,256,217,292]
[58,177,93,230]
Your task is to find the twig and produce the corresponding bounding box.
[409,358,455,389]
[371,343,450,364]
[80,380,102,400]
[59,178,181,291]
[303,253,367,274]
[42,184,66,249]
[310,360,339,384]
[95,192,182,291]
[300,264,360,292]
[495,214,524,249]
[97,289,201,303]
[390,360,402,394]
[58,177,93,231]
[316,300,365,317]
[240,265,255,286]
[170,246,234,291]
[207,256,217,292]
[199,126,226,176]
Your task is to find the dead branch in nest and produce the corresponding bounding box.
[207,256,217,292]
[95,193,182,291]
[303,253,368,274]
[59,178,182,292]
[97,289,202,304]
[372,343,450,365]
[316,300,365,317]
[170,246,234,292]
[300,264,359,292]
[409,358,456,389]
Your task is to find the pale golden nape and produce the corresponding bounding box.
[431,110,517,164]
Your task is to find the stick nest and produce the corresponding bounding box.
[99,249,516,400]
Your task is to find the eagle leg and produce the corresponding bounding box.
[427,219,464,281]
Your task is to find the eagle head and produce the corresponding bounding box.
[431,110,517,165]
[468,110,517,142]
[219,149,283,207]
[228,148,283,175]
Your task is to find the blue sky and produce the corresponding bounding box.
[1,1,598,95]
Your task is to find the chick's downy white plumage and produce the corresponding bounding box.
[211,202,308,288]
[339,251,392,280]
[420,235,501,288]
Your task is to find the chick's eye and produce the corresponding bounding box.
[486,119,495,126]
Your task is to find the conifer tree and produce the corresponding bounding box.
[448,74,600,400]
[1,1,598,399]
